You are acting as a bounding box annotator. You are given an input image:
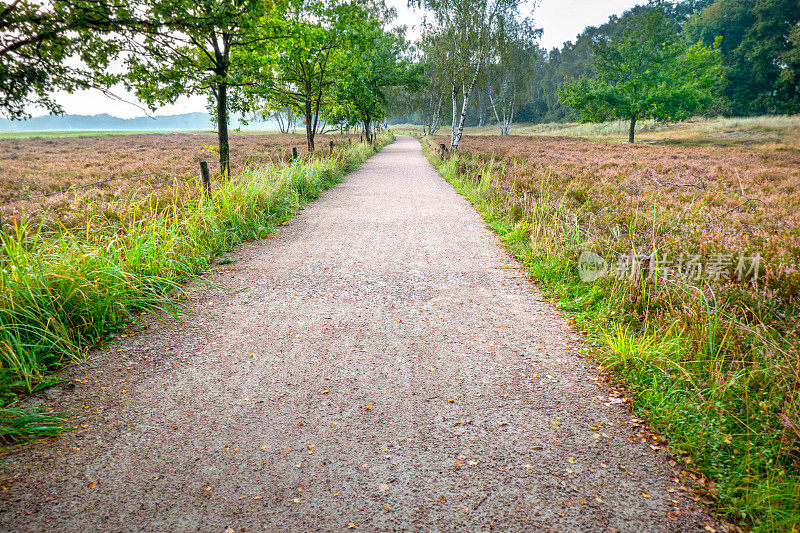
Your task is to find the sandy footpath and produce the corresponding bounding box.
[0,136,715,531]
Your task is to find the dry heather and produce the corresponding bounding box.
[442,135,800,299]
[430,133,800,527]
[0,132,357,232]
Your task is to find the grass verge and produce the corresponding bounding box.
[0,135,392,443]
[423,139,799,532]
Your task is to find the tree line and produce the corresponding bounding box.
[0,0,423,171]
[394,0,800,146]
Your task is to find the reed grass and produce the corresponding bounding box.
[0,136,390,442]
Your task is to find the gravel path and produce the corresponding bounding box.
[0,136,715,531]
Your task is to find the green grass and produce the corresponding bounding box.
[0,135,392,442]
[425,144,800,532]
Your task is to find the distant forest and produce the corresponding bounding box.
[392,0,800,126]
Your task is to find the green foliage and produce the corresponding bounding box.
[684,0,800,115]
[559,6,722,143]
[122,0,285,171]
[245,0,371,151]
[0,0,129,119]
[329,25,424,141]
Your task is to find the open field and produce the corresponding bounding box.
[0,130,212,140]
[425,131,800,529]
[0,132,357,233]
[398,115,800,150]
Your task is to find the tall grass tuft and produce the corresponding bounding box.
[0,136,390,442]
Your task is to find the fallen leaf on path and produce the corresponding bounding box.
[88,481,98,488]
[438,496,446,503]
[379,483,390,492]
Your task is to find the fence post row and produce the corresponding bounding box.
[200,161,211,197]
[292,147,298,160]
[330,140,334,154]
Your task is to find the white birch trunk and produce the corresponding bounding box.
[451,65,482,153]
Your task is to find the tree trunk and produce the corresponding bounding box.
[305,97,315,153]
[363,117,372,143]
[477,91,485,127]
[628,115,637,144]
[451,83,458,147]
[216,82,229,175]
[452,66,482,153]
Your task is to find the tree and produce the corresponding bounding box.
[683,0,800,115]
[122,0,284,173]
[560,6,722,143]
[246,0,367,153]
[330,26,424,142]
[0,0,130,119]
[485,15,540,135]
[415,0,524,152]
[778,22,800,114]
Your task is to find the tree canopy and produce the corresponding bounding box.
[0,0,129,119]
[559,6,722,143]
[121,0,286,172]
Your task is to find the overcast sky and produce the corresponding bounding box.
[42,0,641,119]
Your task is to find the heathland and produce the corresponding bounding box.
[422,115,800,530]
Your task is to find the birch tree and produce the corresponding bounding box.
[485,16,539,135]
[414,0,525,152]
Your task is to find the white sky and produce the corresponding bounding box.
[41,0,641,119]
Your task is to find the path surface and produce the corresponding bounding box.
[0,136,714,531]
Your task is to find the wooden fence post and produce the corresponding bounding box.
[523,190,534,215]
[329,140,334,154]
[200,161,211,197]
[292,147,298,160]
